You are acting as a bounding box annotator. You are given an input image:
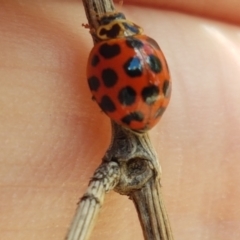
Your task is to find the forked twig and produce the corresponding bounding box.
[66,122,173,240]
[66,1,174,239]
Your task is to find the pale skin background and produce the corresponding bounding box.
[0,1,240,240]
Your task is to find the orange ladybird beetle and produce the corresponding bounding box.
[87,12,171,133]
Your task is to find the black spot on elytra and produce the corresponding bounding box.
[146,54,162,73]
[155,107,166,118]
[145,37,160,50]
[99,43,121,59]
[126,37,144,49]
[121,112,144,125]
[141,85,159,105]
[123,57,143,77]
[163,80,171,98]
[88,76,100,91]
[91,55,100,67]
[99,24,121,39]
[118,86,136,106]
[100,95,116,112]
[102,68,118,88]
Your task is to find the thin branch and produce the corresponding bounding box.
[66,162,120,240]
[131,178,173,240]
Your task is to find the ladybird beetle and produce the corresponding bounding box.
[87,12,171,133]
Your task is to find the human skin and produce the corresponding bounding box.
[0,1,240,240]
